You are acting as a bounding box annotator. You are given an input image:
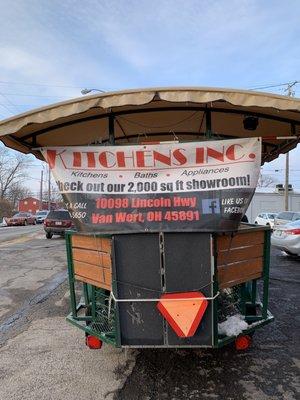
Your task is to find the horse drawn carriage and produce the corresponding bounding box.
[1,87,299,350]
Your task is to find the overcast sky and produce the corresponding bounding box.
[0,0,300,193]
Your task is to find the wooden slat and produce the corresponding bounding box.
[218,258,263,288]
[217,231,264,251]
[103,269,112,285]
[72,248,111,268]
[73,260,111,284]
[217,244,264,266]
[219,272,262,289]
[74,274,111,290]
[74,260,105,282]
[72,235,111,253]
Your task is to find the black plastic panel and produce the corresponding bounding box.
[113,234,164,345]
[163,233,213,346]
[113,232,213,346]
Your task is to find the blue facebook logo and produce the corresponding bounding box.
[202,198,221,214]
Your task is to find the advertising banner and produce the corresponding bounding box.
[41,137,261,233]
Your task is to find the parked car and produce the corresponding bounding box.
[43,209,74,239]
[7,212,36,226]
[35,210,49,224]
[274,211,300,227]
[271,219,300,256]
[254,212,278,228]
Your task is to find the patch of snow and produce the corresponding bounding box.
[0,218,8,227]
[218,314,249,337]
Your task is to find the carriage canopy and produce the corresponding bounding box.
[0,87,299,164]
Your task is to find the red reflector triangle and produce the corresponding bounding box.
[157,292,208,337]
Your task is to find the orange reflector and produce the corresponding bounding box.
[86,335,103,349]
[157,292,208,337]
[235,335,251,351]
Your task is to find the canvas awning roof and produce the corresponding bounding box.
[0,87,299,163]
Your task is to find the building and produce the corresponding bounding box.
[18,197,58,214]
[246,187,300,223]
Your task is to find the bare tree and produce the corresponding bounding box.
[50,185,63,203]
[0,148,32,199]
[0,198,14,219]
[42,184,63,203]
[6,183,32,210]
[257,173,276,188]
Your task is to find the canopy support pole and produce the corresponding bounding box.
[32,134,37,147]
[109,114,115,145]
[284,123,296,210]
[205,109,212,138]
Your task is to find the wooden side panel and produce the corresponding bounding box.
[217,229,265,288]
[72,248,111,268]
[218,258,263,289]
[217,231,264,251]
[72,235,111,253]
[217,244,264,266]
[71,234,112,290]
[73,260,112,288]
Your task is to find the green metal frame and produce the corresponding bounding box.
[216,229,274,348]
[65,231,118,347]
[65,228,273,349]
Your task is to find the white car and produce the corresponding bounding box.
[254,212,277,229]
[274,211,300,227]
[272,220,300,256]
[35,210,49,224]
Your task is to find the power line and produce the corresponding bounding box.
[0,80,86,89]
[0,78,296,92]
[248,80,300,91]
[0,92,73,98]
[0,91,21,114]
[0,99,14,115]
[0,103,47,107]
[283,81,298,97]
[0,78,298,95]
[0,105,10,117]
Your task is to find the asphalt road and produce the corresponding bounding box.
[0,225,66,337]
[0,224,41,242]
[0,227,299,400]
[0,226,135,400]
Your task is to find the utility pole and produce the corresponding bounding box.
[283,81,297,211]
[48,166,51,210]
[39,170,43,210]
[284,152,289,211]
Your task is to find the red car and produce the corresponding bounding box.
[43,209,74,239]
[7,212,36,226]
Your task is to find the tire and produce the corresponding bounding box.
[254,221,258,224]
[46,232,53,239]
